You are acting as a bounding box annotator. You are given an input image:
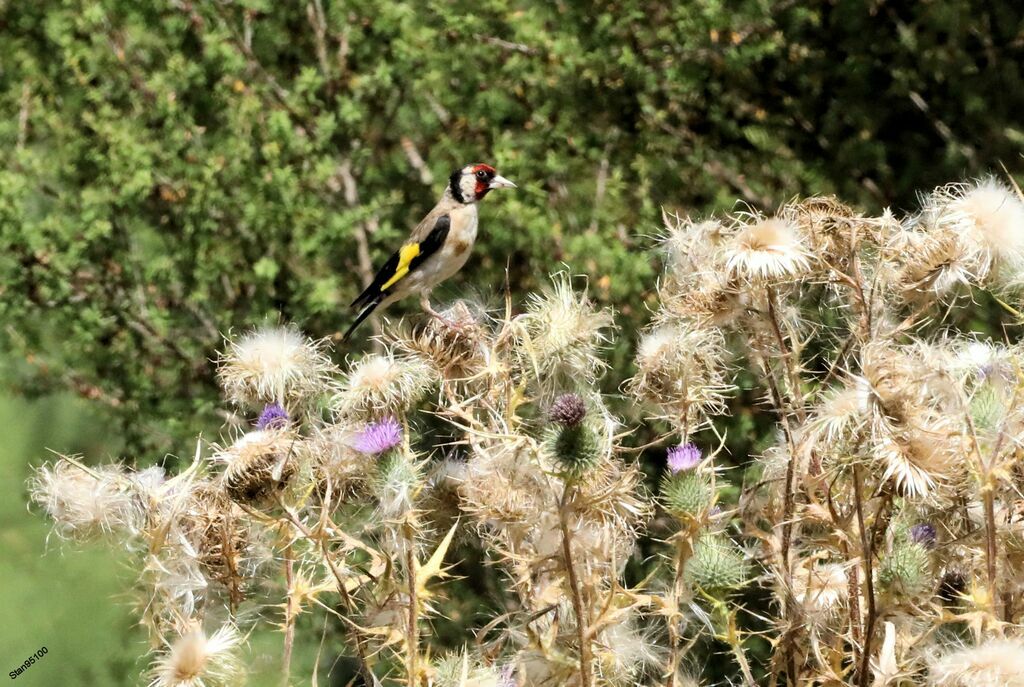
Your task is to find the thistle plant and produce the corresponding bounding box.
[27,178,1024,687]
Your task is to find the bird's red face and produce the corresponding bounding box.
[449,163,516,204]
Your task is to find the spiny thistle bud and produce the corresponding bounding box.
[549,393,587,427]
[969,384,1005,433]
[255,402,288,430]
[661,471,713,521]
[661,444,711,520]
[684,534,750,592]
[373,447,421,520]
[351,417,403,456]
[878,540,933,597]
[546,420,603,479]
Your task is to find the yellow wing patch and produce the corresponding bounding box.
[381,243,420,291]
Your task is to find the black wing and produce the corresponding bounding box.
[350,215,451,310]
[408,215,451,271]
[344,215,451,342]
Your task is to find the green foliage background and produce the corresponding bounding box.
[4,0,1024,456]
[2,1,1024,684]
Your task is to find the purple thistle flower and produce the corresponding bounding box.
[256,402,289,430]
[496,664,517,687]
[352,417,403,456]
[549,393,587,427]
[667,443,702,474]
[910,522,937,549]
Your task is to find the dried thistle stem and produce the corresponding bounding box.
[405,523,420,687]
[665,532,695,686]
[275,503,376,686]
[852,463,875,687]
[282,544,294,687]
[560,485,593,687]
[982,485,999,609]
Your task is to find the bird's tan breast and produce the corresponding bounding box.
[405,203,478,293]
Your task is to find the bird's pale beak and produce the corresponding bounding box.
[489,175,516,189]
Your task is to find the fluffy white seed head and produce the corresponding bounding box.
[929,638,1024,687]
[213,428,298,506]
[628,321,732,432]
[952,178,1024,283]
[518,274,613,388]
[148,624,244,687]
[29,459,141,540]
[333,351,436,419]
[725,218,811,282]
[217,325,337,407]
[792,559,848,617]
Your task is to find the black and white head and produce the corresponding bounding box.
[447,163,516,204]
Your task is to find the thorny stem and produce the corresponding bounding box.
[405,523,420,687]
[665,532,695,686]
[845,543,863,662]
[982,487,999,612]
[753,350,800,684]
[282,544,294,687]
[762,287,810,685]
[979,381,1021,618]
[222,505,244,613]
[726,612,758,687]
[559,485,593,687]
[852,464,875,687]
[765,286,806,422]
[276,504,376,687]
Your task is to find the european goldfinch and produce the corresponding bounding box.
[343,163,516,340]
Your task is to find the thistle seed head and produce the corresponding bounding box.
[724,217,812,283]
[215,429,297,507]
[928,638,1024,687]
[147,623,244,687]
[333,350,436,420]
[29,459,141,540]
[217,325,336,407]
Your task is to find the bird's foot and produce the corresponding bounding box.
[421,297,464,332]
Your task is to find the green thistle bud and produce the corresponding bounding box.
[547,422,603,479]
[684,534,750,592]
[373,449,421,518]
[969,384,1005,433]
[661,470,713,520]
[878,541,933,596]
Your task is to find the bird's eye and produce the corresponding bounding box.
[475,170,487,180]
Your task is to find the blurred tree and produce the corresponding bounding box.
[2,0,1023,456]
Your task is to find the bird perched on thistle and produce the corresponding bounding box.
[343,163,516,341]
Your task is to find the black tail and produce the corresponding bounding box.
[342,297,382,342]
